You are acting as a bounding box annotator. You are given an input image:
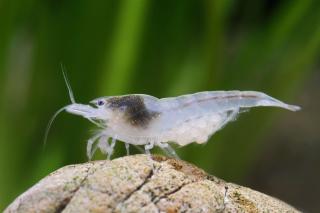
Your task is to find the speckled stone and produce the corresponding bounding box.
[4,154,300,213]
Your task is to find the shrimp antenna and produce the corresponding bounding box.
[61,63,76,104]
[43,106,69,150]
[43,64,76,149]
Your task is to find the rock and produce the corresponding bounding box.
[4,154,300,213]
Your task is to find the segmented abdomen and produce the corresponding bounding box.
[156,91,299,145]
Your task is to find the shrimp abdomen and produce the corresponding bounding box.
[157,91,300,146]
[160,91,300,113]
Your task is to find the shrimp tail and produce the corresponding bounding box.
[253,92,301,111]
[282,104,301,111]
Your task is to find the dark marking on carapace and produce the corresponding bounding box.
[107,95,160,128]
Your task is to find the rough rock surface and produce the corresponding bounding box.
[5,154,300,213]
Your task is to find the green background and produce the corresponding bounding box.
[1,0,319,211]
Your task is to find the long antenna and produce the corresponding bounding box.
[60,63,76,104]
[43,64,76,150]
[43,106,68,149]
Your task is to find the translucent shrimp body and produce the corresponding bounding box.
[63,91,300,159]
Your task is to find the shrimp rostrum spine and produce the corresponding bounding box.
[55,90,300,159]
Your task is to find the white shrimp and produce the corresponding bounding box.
[46,73,301,160]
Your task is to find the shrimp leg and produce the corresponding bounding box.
[97,136,110,155]
[87,132,104,160]
[107,137,117,160]
[144,141,154,155]
[218,109,240,130]
[158,142,180,159]
[125,143,130,155]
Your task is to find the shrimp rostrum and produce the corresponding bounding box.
[46,75,300,160]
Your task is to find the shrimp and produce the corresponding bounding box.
[46,73,301,160]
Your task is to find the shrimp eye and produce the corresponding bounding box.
[97,100,105,106]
